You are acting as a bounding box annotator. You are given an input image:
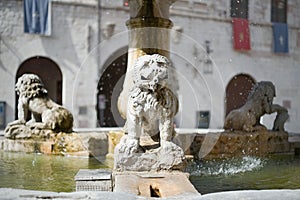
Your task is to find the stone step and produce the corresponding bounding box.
[113,171,200,198]
[74,169,200,198]
[75,169,112,192]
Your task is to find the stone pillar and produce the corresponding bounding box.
[118,0,177,118]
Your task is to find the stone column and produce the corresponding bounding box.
[118,0,177,118]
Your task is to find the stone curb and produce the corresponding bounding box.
[1,188,300,200]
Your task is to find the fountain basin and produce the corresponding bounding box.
[0,129,295,160]
[1,150,300,196]
[176,130,292,160]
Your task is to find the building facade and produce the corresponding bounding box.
[0,0,300,132]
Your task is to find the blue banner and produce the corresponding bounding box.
[272,23,289,53]
[24,0,51,35]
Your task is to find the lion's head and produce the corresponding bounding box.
[247,81,276,113]
[133,54,169,91]
[16,74,48,99]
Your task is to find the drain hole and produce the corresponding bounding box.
[150,185,161,197]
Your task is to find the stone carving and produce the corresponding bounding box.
[224,81,289,132]
[5,74,73,139]
[114,54,185,171]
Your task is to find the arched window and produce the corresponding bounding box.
[97,51,127,127]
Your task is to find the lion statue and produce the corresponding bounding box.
[224,81,289,132]
[5,74,73,138]
[125,54,179,150]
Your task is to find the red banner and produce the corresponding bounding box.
[232,18,251,50]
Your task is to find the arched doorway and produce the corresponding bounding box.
[16,56,62,118]
[97,52,127,127]
[225,74,256,116]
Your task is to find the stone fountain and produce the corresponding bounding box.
[111,0,200,197]
[0,0,295,198]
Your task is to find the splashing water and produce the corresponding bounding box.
[189,155,300,194]
[32,151,40,167]
[187,156,265,176]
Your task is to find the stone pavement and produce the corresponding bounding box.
[1,188,300,200]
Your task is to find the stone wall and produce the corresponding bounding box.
[0,0,99,127]
[170,0,300,130]
[0,0,300,132]
[0,0,131,129]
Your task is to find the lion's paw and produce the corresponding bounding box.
[117,136,143,155]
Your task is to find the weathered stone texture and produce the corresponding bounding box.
[224,81,288,132]
[5,74,74,139]
[0,0,23,36]
[114,54,185,172]
[114,135,185,171]
[1,131,86,155]
[113,171,200,198]
[188,130,291,160]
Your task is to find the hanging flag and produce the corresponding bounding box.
[232,18,251,50]
[24,0,51,35]
[272,23,289,53]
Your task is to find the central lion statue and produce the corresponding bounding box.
[5,74,73,138]
[125,54,179,150]
[114,54,184,171]
[224,81,288,132]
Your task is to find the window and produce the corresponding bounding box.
[78,106,87,115]
[231,0,248,19]
[271,0,287,23]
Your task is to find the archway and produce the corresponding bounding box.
[225,73,256,116]
[97,51,127,127]
[16,56,62,118]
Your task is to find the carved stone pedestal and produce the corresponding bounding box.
[114,135,185,171]
[1,124,89,155]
